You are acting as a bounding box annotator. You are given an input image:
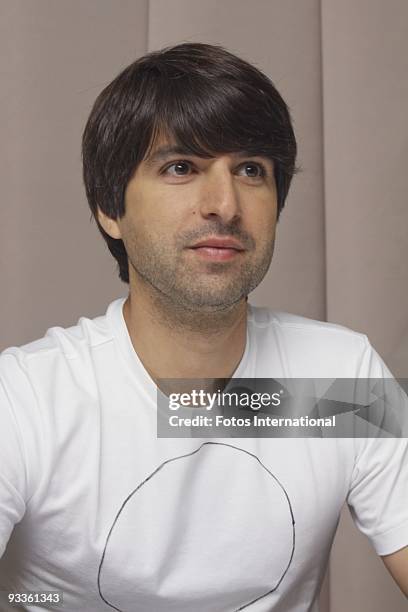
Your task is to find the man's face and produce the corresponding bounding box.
[103,138,278,311]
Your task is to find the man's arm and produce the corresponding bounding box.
[0,354,38,558]
[382,546,408,597]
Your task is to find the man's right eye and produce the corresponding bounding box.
[162,161,194,176]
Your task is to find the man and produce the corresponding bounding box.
[0,42,407,611]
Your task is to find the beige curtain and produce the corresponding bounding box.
[1,1,407,610]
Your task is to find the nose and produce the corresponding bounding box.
[198,164,242,224]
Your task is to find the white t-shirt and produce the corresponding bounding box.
[0,298,407,612]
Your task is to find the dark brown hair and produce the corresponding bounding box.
[82,42,298,283]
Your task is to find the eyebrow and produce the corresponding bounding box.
[144,145,204,166]
[144,145,274,170]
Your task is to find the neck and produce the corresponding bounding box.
[122,276,248,385]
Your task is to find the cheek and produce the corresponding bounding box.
[126,184,189,234]
[246,201,277,243]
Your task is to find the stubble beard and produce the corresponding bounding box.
[125,231,275,329]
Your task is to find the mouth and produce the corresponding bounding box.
[188,237,245,262]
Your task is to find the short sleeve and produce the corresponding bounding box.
[347,437,408,555]
[0,379,26,557]
[0,352,42,558]
[347,339,408,555]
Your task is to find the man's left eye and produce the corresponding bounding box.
[238,163,266,178]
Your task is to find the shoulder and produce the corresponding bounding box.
[248,304,369,344]
[247,304,382,378]
[0,298,123,392]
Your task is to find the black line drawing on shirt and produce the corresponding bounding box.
[97,441,295,612]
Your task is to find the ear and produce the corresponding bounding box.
[96,207,122,240]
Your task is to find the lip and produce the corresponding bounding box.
[187,236,246,262]
[189,237,245,251]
